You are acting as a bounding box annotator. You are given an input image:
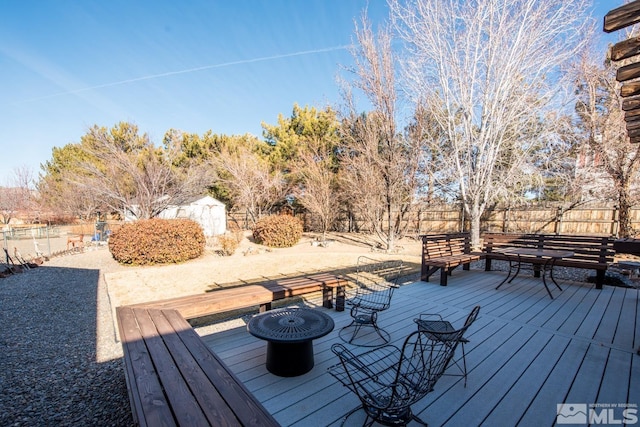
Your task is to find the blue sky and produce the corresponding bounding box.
[0,0,622,183]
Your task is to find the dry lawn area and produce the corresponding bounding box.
[105,232,423,310]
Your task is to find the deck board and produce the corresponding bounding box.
[481,334,569,426]
[630,356,640,404]
[564,344,610,404]
[196,269,639,426]
[614,288,639,348]
[518,338,591,425]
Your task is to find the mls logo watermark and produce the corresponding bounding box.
[557,404,587,424]
[557,403,638,425]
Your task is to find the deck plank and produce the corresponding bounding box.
[481,334,571,426]
[556,285,602,336]
[613,288,639,349]
[195,268,639,427]
[594,286,627,345]
[629,356,640,404]
[564,344,610,404]
[518,338,591,426]
[598,349,634,405]
[575,290,614,340]
[436,329,552,426]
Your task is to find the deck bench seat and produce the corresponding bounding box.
[129,285,275,319]
[130,273,349,319]
[262,272,348,309]
[117,306,279,426]
[421,232,480,286]
[482,233,615,289]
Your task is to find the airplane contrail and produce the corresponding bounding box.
[15,44,353,104]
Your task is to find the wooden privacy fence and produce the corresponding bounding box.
[229,206,640,237]
[480,206,631,236]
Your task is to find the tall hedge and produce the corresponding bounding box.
[252,215,303,248]
[109,218,205,265]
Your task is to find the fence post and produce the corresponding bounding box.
[502,208,510,233]
[46,225,51,257]
[611,206,620,237]
[554,207,563,235]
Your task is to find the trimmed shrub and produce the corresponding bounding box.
[252,215,303,248]
[217,231,243,256]
[109,218,205,265]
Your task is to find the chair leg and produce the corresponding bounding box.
[349,323,364,344]
[339,320,363,344]
[440,341,470,387]
[411,413,429,426]
[461,342,468,388]
[339,405,364,427]
[340,313,391,346]
[371,320,391,344]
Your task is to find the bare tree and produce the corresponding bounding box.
[573,48,640,237]
[72,123,208,219]
[339,15,422,251]
[212,141,286,226]
[39,174,104,221]
[390,0,591,248]
[292,137,340,242]
[0,166,35,224]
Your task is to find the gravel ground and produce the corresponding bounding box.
[0,248,133,427]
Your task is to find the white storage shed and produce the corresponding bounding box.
[158,195,226,237]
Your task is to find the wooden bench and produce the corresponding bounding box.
[421,232,480,286]
[118,272,349,426]
[130,273,349,319]
[482,233,615,289]
[117,306,279,426]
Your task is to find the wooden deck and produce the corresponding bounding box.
[198,269,640,426]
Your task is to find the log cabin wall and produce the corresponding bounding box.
[605,0,640,143]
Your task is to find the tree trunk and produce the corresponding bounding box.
[468,203,482,251]
[386,230,395,252]
[618,182,633,238]
[386,197,395,252]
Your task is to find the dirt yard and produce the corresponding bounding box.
[103,231,423,309]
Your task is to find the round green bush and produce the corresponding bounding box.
[252,215,303,248]
[109,218,205,265]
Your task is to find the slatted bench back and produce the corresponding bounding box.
[482,233,615,288]
[483,233,615,267]
[422,233,473,259]
[420,233,479,286]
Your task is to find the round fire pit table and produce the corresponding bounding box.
[247,307,335,377]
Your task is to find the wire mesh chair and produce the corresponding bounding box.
[413,305,480,387]
[328,330,457,426]
[339,256,403,346]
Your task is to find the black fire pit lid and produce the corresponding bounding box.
[247,307,335,343]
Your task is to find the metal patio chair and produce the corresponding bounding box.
[328,329,457,426]
[339,256,403,346]
[413,305,480,387]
